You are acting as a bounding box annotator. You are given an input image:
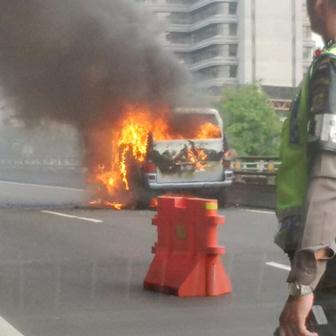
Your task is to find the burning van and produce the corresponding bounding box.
[144,108,233,191]
[89,106,233,209]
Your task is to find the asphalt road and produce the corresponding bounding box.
[0,178,290,336]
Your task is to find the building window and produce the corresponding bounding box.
[191,45,220,64]
[229,65,238,78]
[221,23,238,37]
[198,66,220,79]
[167,32,190,44]
[222,44,238,57]
[221,2,238,15]
[191,3,220,23]
[221,65,238,78]
[303,47,313,59]
[229,44,238,57]
[191,2,237,23]
[169,12,190,24]
[303,25,312,39]
[192,24,219,43]
[190,44,238,64]
[229,23,238,36]
[166,0,195,4]
[229,2,238,15]
[197,65,238,80]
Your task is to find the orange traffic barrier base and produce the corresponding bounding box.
[144,196,232,297]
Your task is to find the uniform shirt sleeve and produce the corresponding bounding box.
[308,56,336,152]
[287,154,336,290]
[288,56,336,289]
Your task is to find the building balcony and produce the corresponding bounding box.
[162,42,190,53]
[195,77,238,88]
[190,0,235,12]
[191,35,238,51]
[163,35,238,53]
[303,40,316,49]
[147,0,230,12]
[165,23,190,33]
[147,0,238,14]
[167,15,238,33]
[190,15,238,30]
[147,4,189,13]
[189,57,238,71]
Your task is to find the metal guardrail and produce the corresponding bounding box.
[0,156,279,209]
[0,158,81,170]
[0,156,281,186]
[231,157,281,185]
[225,156,280,209]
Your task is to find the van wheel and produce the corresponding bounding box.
[135,189,156,209]
[216,188,228,207]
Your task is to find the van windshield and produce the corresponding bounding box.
[154,113,222,140]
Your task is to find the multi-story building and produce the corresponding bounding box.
[137,0,315,94]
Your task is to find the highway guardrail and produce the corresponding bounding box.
[231,156,280,185]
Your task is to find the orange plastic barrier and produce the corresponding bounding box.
[144,196,232,297]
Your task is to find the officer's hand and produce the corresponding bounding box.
[278,293,318,336]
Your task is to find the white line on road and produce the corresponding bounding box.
[41,210,103,223]
[245,209,275,215]
[274,306,329,328]
[312,305,329,325]
[0,180,85,192]
[0,316,24,336]
[266,262,329,326]
[265,261,291,272]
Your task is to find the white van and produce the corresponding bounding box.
[138,108,233,205]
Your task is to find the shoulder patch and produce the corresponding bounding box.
[310,60,332,115]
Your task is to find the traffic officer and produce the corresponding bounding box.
[275,0,336,335]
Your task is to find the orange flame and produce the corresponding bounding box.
[186,147,208,171]
[89,105,221,209]
[196,122,222,139]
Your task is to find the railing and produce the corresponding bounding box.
[0,158,81,170]
[225,156,280,209]
[231,156,280,185]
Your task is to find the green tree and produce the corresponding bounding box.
[217,84,282,156]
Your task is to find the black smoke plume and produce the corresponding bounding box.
[0,0,189,129]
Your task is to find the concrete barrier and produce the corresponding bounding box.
[225,157,278,209]
[226,183,276,210]
[0,156,279,210]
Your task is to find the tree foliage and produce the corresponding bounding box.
[216,84,282,156]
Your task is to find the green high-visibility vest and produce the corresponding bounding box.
[276,47,336,219]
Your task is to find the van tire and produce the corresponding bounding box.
[217,188,228,207]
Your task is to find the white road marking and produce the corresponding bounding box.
[267,262,330,326]
[245,209,275,215]
[41,210,103,223]
[265,262,291,272]
[312,305,329,325]
[0,180,85,192]
[0,316,24,336]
